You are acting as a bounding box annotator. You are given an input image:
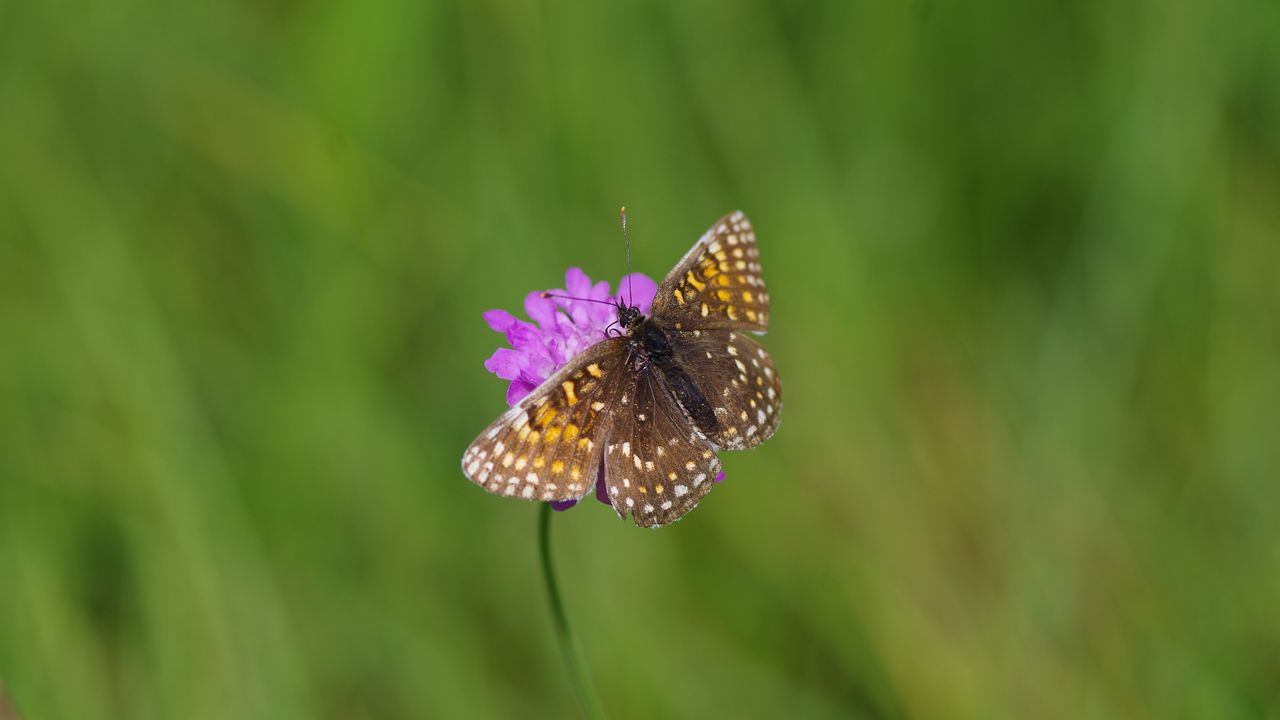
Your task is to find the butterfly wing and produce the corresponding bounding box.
[666,328,782,451]
[647,211,772,334]
[601,364,723,528]
[462,339,626,502]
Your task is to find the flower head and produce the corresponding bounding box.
[481,268,657,510]
[483,268,657,405]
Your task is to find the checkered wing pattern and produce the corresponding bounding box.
[602,366,723,528]
[668,329,782,451]
[461,340,625,502]
[648,211,772,334]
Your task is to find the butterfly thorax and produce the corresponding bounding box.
[619,307,720,440]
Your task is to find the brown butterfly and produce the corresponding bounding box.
[461,212,781,528]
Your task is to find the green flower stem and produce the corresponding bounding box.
[538,503,606,719]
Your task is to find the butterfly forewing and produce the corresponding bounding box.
[648,211,771,334]
[462,340,625,502]
[602,367,722,528]
[667,329,782,450]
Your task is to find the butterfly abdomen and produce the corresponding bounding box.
[637,319,719,439]
[660,364,719,440]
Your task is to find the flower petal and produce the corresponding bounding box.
[564,267,593,298]
[505,321,546,354]
[585,281,617,326]
[594,464,611,506]
[483,348,526,381]
[518,367,549,389]
[524,291,558,329]
[483,309,519,334]
[506,378,538,407]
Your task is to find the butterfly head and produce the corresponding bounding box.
[616,302,645,332]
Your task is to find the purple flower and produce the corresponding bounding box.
[482,268,657,511]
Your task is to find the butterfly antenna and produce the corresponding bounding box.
[620,206,633,306]
[540,292,617,307]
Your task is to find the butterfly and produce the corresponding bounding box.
[461,211,781,528]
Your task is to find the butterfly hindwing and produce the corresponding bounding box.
[648,211,771,334]
[461,340,625,502]
[602,366,722,528]
[665,328,782,451]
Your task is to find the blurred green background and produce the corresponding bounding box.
[3,0,1279,717]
